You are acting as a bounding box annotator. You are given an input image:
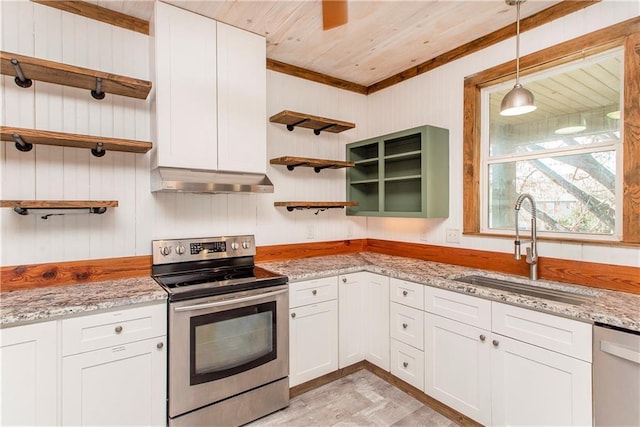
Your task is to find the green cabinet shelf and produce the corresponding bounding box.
[346,125,449,218]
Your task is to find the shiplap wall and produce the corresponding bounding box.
[1,0,638,268]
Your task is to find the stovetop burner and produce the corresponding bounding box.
[151,235,288,301]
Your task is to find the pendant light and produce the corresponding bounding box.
[500,0,537,116]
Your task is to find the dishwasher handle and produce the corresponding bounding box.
[600,340,640,365]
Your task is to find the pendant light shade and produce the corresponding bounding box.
[500,0,536,117]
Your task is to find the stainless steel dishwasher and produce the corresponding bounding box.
[593,324,640,426]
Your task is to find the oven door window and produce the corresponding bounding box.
[190,301,276,385]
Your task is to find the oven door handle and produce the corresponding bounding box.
[173,288,288,312]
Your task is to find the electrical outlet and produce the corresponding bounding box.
[446,228,460,243]
[306,224,315,239]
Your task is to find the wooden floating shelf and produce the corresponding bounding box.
[1,126,152,156]
[1,200,118,217]
[270,156,355,173]
[274,201,359,212]
[269,110,355,135]
[1,51,152,100]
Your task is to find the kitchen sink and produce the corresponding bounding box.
[453,275,595,305]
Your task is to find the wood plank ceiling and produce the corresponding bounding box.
[84,0,564,87]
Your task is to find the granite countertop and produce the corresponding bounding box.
[258,252,640,333]
[0,276,167,327]
[1,252,638,332]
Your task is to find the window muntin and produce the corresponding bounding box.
[481,48,623,239]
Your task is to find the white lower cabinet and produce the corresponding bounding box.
[62,337,167,426]
[0,321,58,426]
[61,303,167,426]
[424,313,491,425]
[423,286,593,426]
[338,272,390,370]
[491,333,592,427]
[289,278,338,387]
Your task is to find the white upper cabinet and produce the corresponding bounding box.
[216,22,267,174]
[152,2,266,173]
[152,1,217,170]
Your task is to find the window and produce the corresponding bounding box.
[482,49,622,239]
[463,22,640,244]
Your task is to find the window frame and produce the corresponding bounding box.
[463,19,640,245]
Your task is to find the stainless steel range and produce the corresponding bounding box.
[151,235,289,427]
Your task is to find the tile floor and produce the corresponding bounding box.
[248,369,459,426]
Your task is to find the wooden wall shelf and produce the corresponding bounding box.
[275,201,359,213]
[269,110,355,135]
[1,51,152,100]
[270,156,355,173]
[1,126,152,157]
[1,200,118,217]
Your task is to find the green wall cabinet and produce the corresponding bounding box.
[346,125,449,218]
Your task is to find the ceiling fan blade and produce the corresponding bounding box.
[322,0,348,31]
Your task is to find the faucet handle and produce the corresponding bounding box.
[526,246,537,264]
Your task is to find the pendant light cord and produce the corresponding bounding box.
[515,0,521,85]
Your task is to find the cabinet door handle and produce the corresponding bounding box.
[402,290,408,297]
[157,342,164,349]
[115,325,123,334]
[403,362,409,368]
[479,335,486,341]
[291,313,296,318]
[312,289,317,296]
[342,277,347,283]
[402,323,408,329]
[492,339,499,347]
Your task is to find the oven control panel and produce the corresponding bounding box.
[152,235,255,264]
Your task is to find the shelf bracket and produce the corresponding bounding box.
[313,165,333,173]
[91,77,106,100]
[13,206,109,219]
[313,123,337,135]
[12,133,33,152]
[10,58,33,88]
[286,162,311,171]
[286,118,310,131]
[91,142,106,157]
[285,206,345,213]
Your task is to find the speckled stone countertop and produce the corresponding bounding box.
[258,252,640,332]
[0,276,167,327]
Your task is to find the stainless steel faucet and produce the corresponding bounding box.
[514,193,538,280]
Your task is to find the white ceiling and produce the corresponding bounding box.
[87,0,561,87]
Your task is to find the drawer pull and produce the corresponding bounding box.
[291,313,296,318]
[115,325,123,334]
[402,290,408,297]
[403,362,408,368]
[402,323,408,329]
[312,289,317,296]
[492,339,499,347]
[157,342,164,349]
[480,335,486,341]
[342,277,347,283]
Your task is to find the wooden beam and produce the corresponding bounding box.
[367,0,602,94]
[267,58,368,95]
[32,0,149,35]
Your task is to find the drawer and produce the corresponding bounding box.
[390,302,424,350]
[425,286,491,330]
[492,302,592,362]
[390,278,424,310]
[62,303,166,356]
[289,277,337,308]
[390,339,425,391]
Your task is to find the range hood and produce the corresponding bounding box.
[151,167,274,194]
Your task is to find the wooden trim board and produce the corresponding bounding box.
[32,0,149,35]
[1,239,637,294]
